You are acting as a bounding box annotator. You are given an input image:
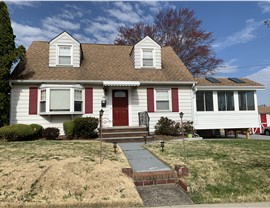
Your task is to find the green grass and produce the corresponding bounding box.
[145,139,270,204]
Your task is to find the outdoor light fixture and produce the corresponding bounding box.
[179,111,187,163]
[99,109,104,164]
[179,111,184,119]
[160,140,165,152]
[144,136,147,144]
[99,109,104,117]
[113,142,117,153]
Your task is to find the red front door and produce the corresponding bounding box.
[113,90,129,126]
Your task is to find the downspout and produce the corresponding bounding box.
[9,81,13,125]
[191,83,197,127]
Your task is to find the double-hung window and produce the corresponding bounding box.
[40,89,46,112]
[218,91,234,111]
[196,91,213,111]
[39,85,83,114]
[238,91,255,111]
[156,89,170,111]
[58,45,71,65]
[74,90,82,112]
[142,49,154,67]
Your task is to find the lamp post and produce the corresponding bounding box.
[113,142,117,153]
[160,140,165,152]
[99,109,104,164]
[179,112,187,163]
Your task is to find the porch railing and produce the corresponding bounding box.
[138,111,150,134]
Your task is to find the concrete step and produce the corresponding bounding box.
[102,131,148,138]
[102,126,148,133]
[101,136,153,143]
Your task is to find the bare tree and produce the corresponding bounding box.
[115,8,223,77]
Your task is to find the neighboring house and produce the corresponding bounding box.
[10,31,264,136]
[253,106,270,134]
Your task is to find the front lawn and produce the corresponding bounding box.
[145,139,270,204]
[0,140,142,207]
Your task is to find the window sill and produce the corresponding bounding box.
[40,111,83,115]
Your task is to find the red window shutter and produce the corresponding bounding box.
[171,88,179,112]
[29,87,38,115]
[85,87,93,114]
[147,88,154,112]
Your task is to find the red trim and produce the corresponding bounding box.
[29,87,38,115]
[85,88,93,114]
[171,88,179,112]
[147,88,154,112]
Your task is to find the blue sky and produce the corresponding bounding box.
[5,1,270,105]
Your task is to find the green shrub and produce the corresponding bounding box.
[42,127,60,140]
[63,120,75,139]
[74,117,98,139]
[154,117,180,136]
[0,124,36,141]
[30,124,43,139]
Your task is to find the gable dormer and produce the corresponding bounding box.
[132,36,161,69]
[49,31,81,67]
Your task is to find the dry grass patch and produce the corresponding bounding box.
[145,139,270,204]
[0,140,143,207]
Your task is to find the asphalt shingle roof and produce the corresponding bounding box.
[11,41,264,89]
[11,41,194,82]
[195,78,263,87]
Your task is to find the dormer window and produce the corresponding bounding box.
[58,45,72,65]
[142,48,154,67]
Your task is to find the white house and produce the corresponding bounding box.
[10,31,264,137]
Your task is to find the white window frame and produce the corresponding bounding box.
[238,91,255,111]
[40,89,46,113]
[141,48,156,68]
[39,84,83,115]
[57,45,73,66]
[155,88,171,111]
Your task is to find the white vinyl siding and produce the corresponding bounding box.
[133,36,161,69]
[131,86,193,132]
[49,32,81,67]
[195,90,259,130]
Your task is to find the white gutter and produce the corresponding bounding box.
[140,81,196,85]
[10,80,197,86]
[10,80,104,84]
[196,86,265,90]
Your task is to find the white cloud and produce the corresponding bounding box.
[43,16,80,32]
[11,21,53,47]
[213,19,260,49]
[214,59,239,75]
[246,66,270,86]
[6,1,38,7]
[246,66,270,105]
[258,1,270,14]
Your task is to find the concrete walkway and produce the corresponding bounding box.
[119,142,171,172]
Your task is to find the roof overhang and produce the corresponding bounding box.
[10,80,196,86]
[103,81,140,87]
[196,85,265,91]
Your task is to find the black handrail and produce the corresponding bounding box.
[138,111,150,134]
